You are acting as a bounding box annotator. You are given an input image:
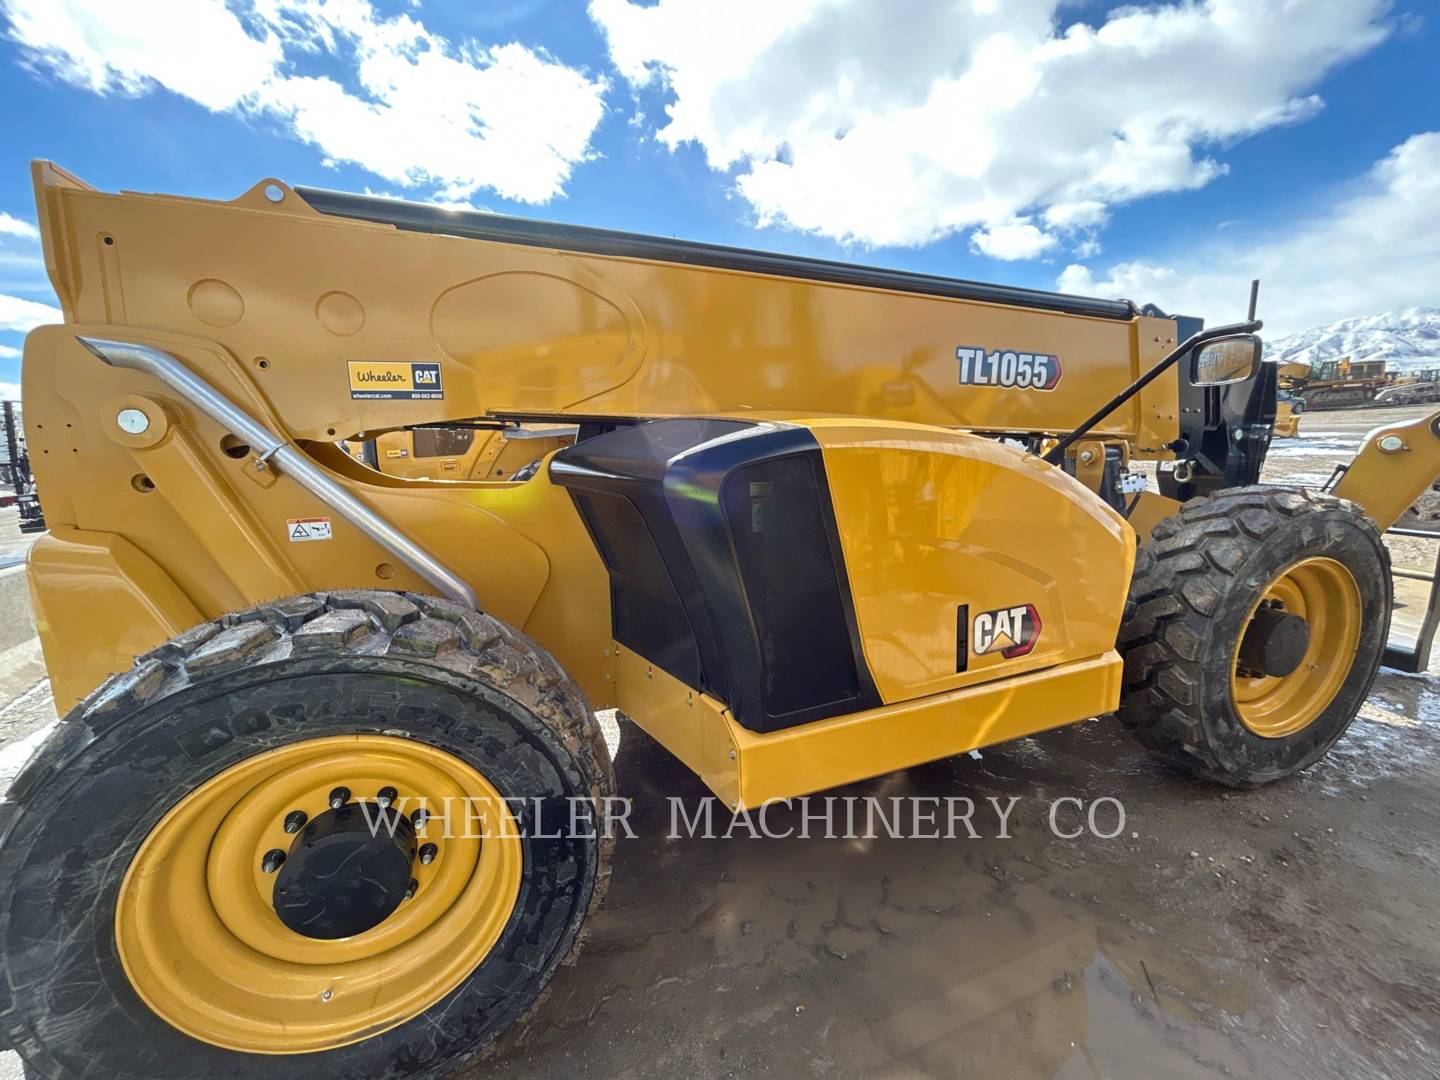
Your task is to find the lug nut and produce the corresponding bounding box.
[419,843,438,865]
[376,786,398,809]
[283,810,308,834]
[261,849,286,874]
[329,786,351,810]
[411,808,430,829]
[405,878,419,900]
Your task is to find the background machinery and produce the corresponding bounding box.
[1376,366,1440,406]
[0,162,1432,1079]
[1278,356,1390,410]
[1273,390,1303,437]
[0,400,43,531]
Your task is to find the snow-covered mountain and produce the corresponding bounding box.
[1266,308,1440,372]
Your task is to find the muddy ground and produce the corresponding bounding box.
[0,407,1437,1079]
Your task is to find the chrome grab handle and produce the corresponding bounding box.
[77,336,480,610]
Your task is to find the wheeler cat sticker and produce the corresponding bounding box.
[972,604,1041,659]
[956,347,1062,390]
[347,361,444,400]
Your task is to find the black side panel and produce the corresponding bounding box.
[572,490,704,689]
[295,186,1138,321]
[1160,314,1276,501]
[1219,358,1277,487]
[553,418,743,706]
[955,605,969,673]
[550,419,882,733]
[717,455,863,724]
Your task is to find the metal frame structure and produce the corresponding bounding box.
[1382,524,1440,673]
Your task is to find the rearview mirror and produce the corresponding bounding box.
[1191,334,1262,386]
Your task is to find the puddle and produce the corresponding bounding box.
[1301,672,1440,792]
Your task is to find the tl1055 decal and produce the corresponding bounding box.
[956,347,1062,390]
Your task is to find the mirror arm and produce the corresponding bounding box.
[1041,318,1262,466]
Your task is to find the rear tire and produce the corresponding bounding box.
[0,590,613,1079]
[1119,486,1390,786]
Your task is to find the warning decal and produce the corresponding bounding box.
[347,361,444,400]
[287,517,333,542]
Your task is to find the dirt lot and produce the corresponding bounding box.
[1,407,1437,1079]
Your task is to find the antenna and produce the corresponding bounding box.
[1248,279,1260,322]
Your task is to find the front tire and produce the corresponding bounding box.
[1119,486,1390,786]
[0,590,613,1078]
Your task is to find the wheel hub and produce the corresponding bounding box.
[1237,603,1310,678]
[273,803,417,939]
[1230,556,1362,739]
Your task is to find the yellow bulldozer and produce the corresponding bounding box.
[1277,355,1390,410]
[2,162,1436,1079]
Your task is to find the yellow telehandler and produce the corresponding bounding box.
[1,162,1434,1078]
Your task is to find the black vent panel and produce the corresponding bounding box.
[551,420,880,733]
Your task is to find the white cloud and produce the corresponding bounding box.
[0,213,39,240]
[0,383,19,402]
[1043,201,1108,232]
[0,213,46,298]
[0,345,20,359]
[4,0,609,204]
[0,293,61,332]
[970,218,1056,261]
[4,0,278,109]
[1057,132,1440,337]
[591,0,1390,249]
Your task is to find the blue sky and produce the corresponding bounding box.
[1,0,1437,396]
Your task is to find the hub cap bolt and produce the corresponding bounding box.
[283,810,308,834]
[261,849,286,874]
[411,808,430,829]
[376,785,398,809]
[419,843,438,865]
[405,878,419,900]
[329,786,351,810]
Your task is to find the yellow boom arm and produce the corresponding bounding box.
[1333,408,1440,531]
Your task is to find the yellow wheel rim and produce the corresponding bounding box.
[115,735,523,1054]
[1231,557,1361,738]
